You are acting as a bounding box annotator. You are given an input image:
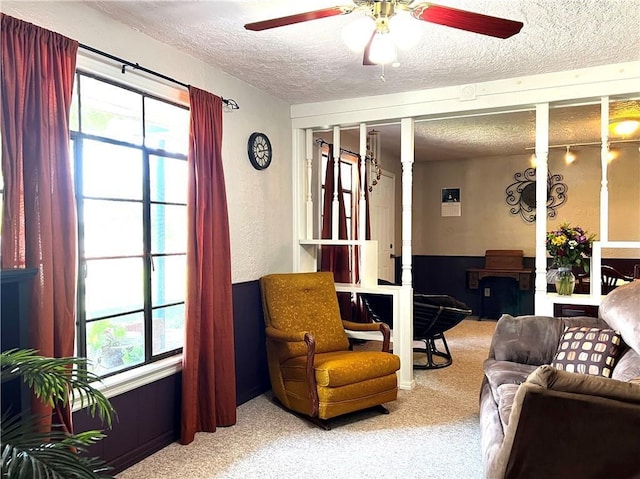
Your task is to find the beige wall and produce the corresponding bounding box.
[412,144,640,257]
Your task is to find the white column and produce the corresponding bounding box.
[332,125,340,240]
[534,104,552,316]
[305,129,314,240]
[593,96,610,297]
[400,118,414,288]
[600,96,610,244]
[397,117,415,390]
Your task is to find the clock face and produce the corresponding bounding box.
[248,132,272,170]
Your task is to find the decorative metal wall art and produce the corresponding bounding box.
[505,167,567,223]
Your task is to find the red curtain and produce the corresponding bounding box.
[0,14,78,433]
[320,145,350,281]
[320,145,352,318]
[181,86,236,445]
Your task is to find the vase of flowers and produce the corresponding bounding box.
[546,222,596,296]
[554,267,576,295]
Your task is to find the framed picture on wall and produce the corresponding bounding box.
[441,187,461,216]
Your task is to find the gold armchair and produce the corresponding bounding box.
[260,272,400,429]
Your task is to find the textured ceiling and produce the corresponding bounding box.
[83,0,640,160]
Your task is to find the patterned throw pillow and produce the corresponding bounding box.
[551,326,624,378]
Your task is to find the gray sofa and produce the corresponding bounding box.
[480,280,640,479]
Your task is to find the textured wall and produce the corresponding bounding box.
[412,144,640,257]
[1,1,295,283]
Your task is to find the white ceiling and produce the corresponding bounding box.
[85,0,640,160]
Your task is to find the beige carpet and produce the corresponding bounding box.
[117,319,496,479]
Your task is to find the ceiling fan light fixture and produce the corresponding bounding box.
[609,118,640,137]
[369,31,397,64]
[342,16,376,52]
[388,11,422,50]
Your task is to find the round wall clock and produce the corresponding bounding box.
[247,132,272,170]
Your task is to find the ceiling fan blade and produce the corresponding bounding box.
[245,6,353,31]
[411,3,523,39]
[362,30,376,66]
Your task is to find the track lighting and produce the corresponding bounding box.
[564,145,576,164]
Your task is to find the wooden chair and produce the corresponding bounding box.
[260,272,400,429]
[601,265,634,294]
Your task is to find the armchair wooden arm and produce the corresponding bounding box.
[342,320,391,352]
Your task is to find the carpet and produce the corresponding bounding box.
[117,319,496,479]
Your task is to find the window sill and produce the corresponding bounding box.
[73,354,182,412]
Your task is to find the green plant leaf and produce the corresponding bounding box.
[0,350,116,427]
[1,411,113,478]
[0,350,117,479]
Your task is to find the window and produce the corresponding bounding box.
[320,149,356,239]
[70,73,189,378]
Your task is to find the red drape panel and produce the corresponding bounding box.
[181,86,236,445]
[320,145,352,318]
[0,14,78,433]
[320,145,350,281]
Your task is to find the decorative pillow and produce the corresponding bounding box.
[551,326,623,378]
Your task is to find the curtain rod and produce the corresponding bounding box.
[78,43,239,110]
[315,138,364,159]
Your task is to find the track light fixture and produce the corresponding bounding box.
[564,145,576,164]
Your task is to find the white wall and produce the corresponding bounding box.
[1,2,294,283]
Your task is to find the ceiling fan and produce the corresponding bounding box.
[244,1,524,66]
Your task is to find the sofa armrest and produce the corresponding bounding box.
[488,314,607,365]
[491,365,640,479]
[527,364,640,403]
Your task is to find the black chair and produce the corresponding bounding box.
[601,265,634,294]
[360,284,472,369]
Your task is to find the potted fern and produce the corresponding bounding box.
[1,349,116,478]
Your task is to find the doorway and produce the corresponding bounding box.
[369,169,396,283]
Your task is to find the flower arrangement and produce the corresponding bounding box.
[546,222,596,268]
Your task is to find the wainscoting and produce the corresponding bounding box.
[398,255,535,319]
[402,255,637,319]
[74,280,269,474]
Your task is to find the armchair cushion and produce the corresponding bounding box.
[281,350,400,387]
[551,326,624,378]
